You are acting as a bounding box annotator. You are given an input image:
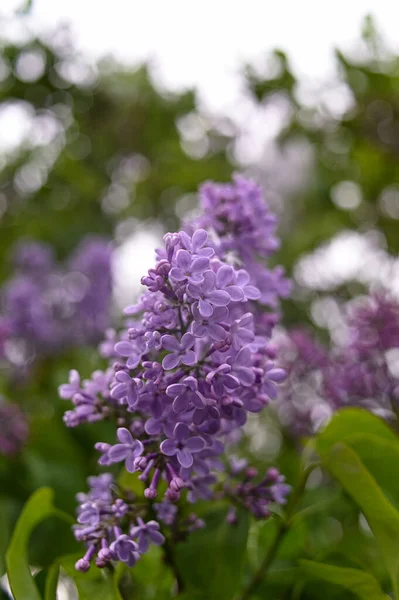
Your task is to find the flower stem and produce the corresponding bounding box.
[237,463,319,600]
[162,535,185,595]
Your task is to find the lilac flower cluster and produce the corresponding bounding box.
[60,177,290,572]
[74,474,165,570]
[0,399,28,456]
[276,292,399,436]
[0,237,112,372]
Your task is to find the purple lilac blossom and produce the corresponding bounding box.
[0,400,29,456]
[0,237,112,374]
[60,176,290,572]
[276,292,399,436]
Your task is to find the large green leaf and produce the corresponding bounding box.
[6,488,56,600]
[320,443,399,596]
[175,508,249,599]
[299,559,389,599]
[316,409,397,457]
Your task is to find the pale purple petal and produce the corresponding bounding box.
[244,285,261,300]
[209,290,231,306]
[169,267,186,281]
[236,270,250,286]
[108,444,128,461]
[176,249,191,270]
[208,323,227,341]
[177,448,193,468]
[166,383,186,398]
[202,270,216,293]
[227,286,245,302]
[148,529,165,545]
[199,298,213,318]
[115,341,135,357]
[173,394,190,413]
[185,436,205,453]
[174,422,190,442]
[161,335,180,352]
[192,229,208,251]
[162,354,180,370]
[216,265,234,288]
[160,439,178,456]
[181,350,196,366]
[236,366,255,386]
[191,257,209,273]
[181,333,194,350]
[117,428,133,444]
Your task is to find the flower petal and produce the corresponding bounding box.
[199,298,213,318]
[117,427,133,444]
[192,229,208,251]
[162,353,180,370]
[174,422,190,442]
[161,335,180,352]
[160,439,178,456]
[185,436,205,453]
[177,448,193,468]
[209,290,231,306]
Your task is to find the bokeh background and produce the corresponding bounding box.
[1,0,399,597]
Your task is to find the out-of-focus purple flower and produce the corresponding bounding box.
[110,534,140,567]
[0,400,29,456]
[130,518,165,552]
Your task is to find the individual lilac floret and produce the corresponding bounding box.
[130,517,165,552]
[160,422,205,468]
[107,428,144,472]
[110,534,141,567]
[187,271,230,318]
[169,249,209,284]
[161,333,196,370]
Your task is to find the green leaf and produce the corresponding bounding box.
[316,409,397,457]
[320,443,399,596]
[44,563,59,600]
[6,488,56,600]
[299,559,389,599]
[59,554,120,600]
[175,508,249,599]
[0,496,13,576]
[345,434,399,510]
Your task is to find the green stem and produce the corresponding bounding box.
[237,463,319,600]
[162,535,185,595]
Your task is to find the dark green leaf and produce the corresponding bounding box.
[6,488,55,600]
[175,508,249,599]
[299,559,389,599]
[320,443,399,596]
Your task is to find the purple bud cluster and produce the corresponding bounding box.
[277,292,399,436]
[225,460,291,520]
[0,399,28,456]
[73,474,165,570]
[0,237,112,373]
[60,177,290,572]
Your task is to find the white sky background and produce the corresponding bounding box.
[2,0,399,308]
[2,0,399,112]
